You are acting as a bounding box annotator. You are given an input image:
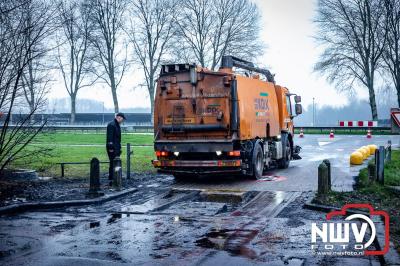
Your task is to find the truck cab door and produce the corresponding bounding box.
[284,94,294,132]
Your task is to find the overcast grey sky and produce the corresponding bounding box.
[48,0,370,111]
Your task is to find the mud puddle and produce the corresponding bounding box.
[195,228,259,259]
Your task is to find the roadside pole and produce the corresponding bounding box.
[317,162,330,200]
[88,157,103,197]
[126,143,132,179]
[322,159,331,191]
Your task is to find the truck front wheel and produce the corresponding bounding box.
[252,144,264,179]
[278,135,290,169]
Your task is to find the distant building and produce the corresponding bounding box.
[0,113,152,125]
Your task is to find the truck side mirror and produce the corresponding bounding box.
[295,104,302,115]
[294,95,301,103]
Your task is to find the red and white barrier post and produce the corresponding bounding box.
[329,129,334,139]
[366,129,372,138]
[338,120,378,127]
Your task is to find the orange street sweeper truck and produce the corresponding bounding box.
[152,56,302,179]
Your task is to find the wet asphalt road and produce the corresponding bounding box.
[1,134,398,265]
[173,134,400,192]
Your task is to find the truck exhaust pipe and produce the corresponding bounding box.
[231,79,238,132]
[220,55,275,83]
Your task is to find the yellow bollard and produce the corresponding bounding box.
[350,151,364,165]
[361,146,370,158]
[357,148,368,160]
[367,144,378,155]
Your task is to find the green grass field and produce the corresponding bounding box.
[33,132,154,146]
[11,132,156,177]
[324,150,400,253]
[383,150,400,186]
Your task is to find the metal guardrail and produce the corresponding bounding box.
[368,141,392,185]
[2,124,154,132]
[57,143,134,178]
[374,141,392,184]
[0,125,393,133]
[57,161,109,177]
[295,126,391,131]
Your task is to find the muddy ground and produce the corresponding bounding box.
[1,134,399,265]
[0,173,161,207]
[0,173,389,265]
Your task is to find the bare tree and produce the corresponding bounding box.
[127,0,176,121]
[0,0,54,174]
[174,0,263,70]
[20,55,50,116]
[56,0,95,124]
[209,0,263,70]
[19,0,53,117]
[87,0,129,113]
[174,0,211,67]
[314,0,388,120]
[382,0,400,107]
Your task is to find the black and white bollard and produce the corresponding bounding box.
[87,157,102,197]
[318,162,330,198]
[322,159,331,191]
[376,146,385,184]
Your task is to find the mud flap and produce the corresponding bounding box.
[292,145,302,160]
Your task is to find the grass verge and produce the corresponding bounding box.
[33,131,154,146]
[320,150,400,254]
[10,132,156,177]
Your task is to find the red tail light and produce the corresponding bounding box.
[155,151,169,157]
[228,150,241,157]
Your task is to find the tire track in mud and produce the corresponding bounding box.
[1,182,303,265]
[192,190,302,263]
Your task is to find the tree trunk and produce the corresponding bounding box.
[367,82,378,120]
[396,87,400,108]
[396,77,400,108]
[150,92,154,124]
[70,94,76,124]
[110,69,119,113]
[396,84,400,108]
[111,88,119,113]
[149,80,155,124]
[200,53,205,68]
[27,87,35,123]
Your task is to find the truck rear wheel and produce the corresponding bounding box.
[278,135,290,169]
[252,144,264,179]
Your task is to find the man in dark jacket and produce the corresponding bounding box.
[106,113,125,184]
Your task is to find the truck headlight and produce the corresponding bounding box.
[173,152,179,156]
[216,151,222,156]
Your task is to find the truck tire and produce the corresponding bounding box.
[252,143,264,179]
[278,134,290,169]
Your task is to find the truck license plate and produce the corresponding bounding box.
[165,117,195,124]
